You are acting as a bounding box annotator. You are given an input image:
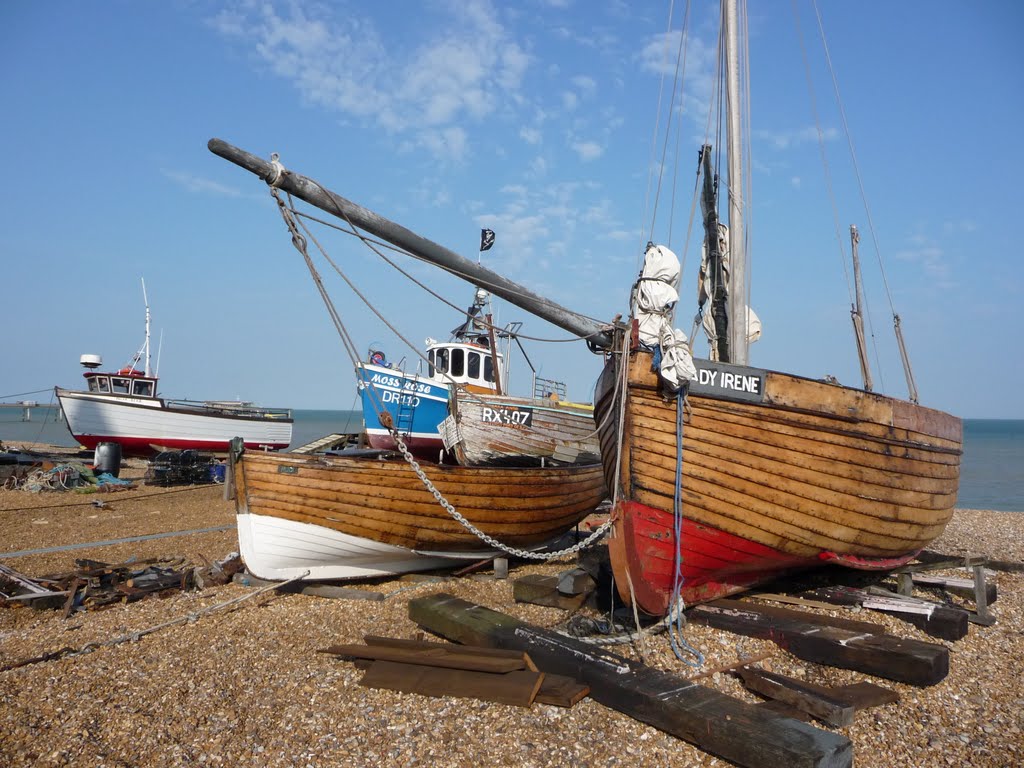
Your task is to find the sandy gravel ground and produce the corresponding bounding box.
[1,446,1022,767]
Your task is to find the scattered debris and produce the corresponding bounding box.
[0,553,243,613]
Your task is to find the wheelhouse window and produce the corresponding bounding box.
[87,377,100,393]
[467,351,480,380]
[484,356,494,383]
[427,350,435,377]
[94,377,110,393]
[435,348,449,375]
[133,380,154,397]
[450,348,465,377]
[111,377,131,394]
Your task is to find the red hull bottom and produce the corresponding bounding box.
[73,434,289,458]
[608,499,920,615]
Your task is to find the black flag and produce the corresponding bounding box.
[480,228,495,252]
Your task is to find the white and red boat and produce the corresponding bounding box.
[55,287,292,457]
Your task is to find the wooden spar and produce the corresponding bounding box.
[207,138,613,350]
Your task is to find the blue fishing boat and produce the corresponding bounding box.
[356,288,508,462]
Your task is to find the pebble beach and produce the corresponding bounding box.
[1,446,1022,767]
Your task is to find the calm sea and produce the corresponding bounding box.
[2,406,1021,512]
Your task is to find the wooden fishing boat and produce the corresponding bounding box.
[595,349,960,614]
[231,447,607,580]
[56,285,292,457]
[445,390,600,468]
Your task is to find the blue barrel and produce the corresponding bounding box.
[209,462,227,484]
[94,442,122,477]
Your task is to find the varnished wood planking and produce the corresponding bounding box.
[236,452,606,553]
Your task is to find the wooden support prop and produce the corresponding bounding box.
[513,574,587,610]
[688,599,948,687]
[557,567,597,596]
[910,574,997,605]
[409,593,852,768]
[804,586,969,641]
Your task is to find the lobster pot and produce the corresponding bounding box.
[94,442,122,478]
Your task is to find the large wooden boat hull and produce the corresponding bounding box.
[595,349,962,615]
[446,391,601,467]
[232,450,607,580]
[55,388,293,457]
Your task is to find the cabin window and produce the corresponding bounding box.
[96,377,110,393]
[467,351,480,380]
[484,356,494,383]
[111,377,131,394]
[450,349,465,377]
[133,380,154,397]
[87,378,99,393]
[427,350,435,377]
[435,348,448,375]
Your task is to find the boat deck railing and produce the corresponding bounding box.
[165,399,293,420]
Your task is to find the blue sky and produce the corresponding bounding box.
[2,0,1021,419]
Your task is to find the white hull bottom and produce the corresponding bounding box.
[236,513,498,581]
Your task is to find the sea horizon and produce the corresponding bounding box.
[2,406,1022,513]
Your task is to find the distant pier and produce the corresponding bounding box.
[0,402,63,422]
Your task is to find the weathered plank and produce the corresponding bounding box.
[688,599,948,686]
[735,667,856,727]
[804,586,969,641]
[534,673,590,707]
[320,643,527,674]
[409,593,852,768]
[363,635,539,671]
[359,660,544,707]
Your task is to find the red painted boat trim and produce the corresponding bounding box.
[608,499,819,615]
[818,550,921,570]
[72,434,289,457]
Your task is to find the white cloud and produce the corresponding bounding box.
[519,126,542,144]
[571,140,604,161]
[162,169,242,197]
[210,0,530,161]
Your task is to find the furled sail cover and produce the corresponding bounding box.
[699,224,762,360]
[631,244,696,391]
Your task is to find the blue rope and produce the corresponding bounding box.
[667,386,705,667]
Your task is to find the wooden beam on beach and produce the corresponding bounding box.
[409,593,852,768]
[688,599,949,687]
[734,667,898,728]
[801,586,969,641]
